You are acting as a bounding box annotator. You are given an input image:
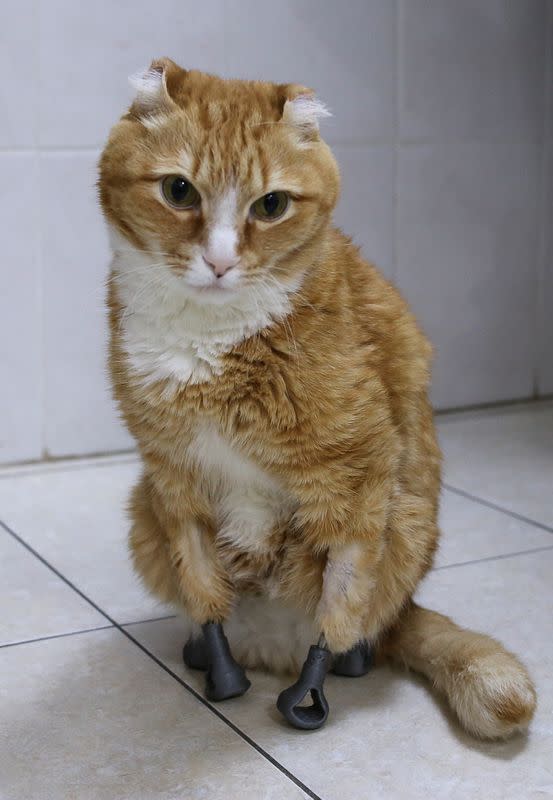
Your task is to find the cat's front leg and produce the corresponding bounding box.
[316,539,379,654]
[290,486,387,655]
[163,514,251,701]
[167,517,234,624]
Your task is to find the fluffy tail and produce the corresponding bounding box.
[382,602,536,739]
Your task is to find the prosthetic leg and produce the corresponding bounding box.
[183,622,250,702]
[277,637,374,730]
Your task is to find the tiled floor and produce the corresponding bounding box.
[1,402,552,800]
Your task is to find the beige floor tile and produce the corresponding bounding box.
[0,460,167,624]
[129,549,553,800]
[0,627,309,800]
[438,402,553,527]
[0,525,105,645]
[436,488,553,568]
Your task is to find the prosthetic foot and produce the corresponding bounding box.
[182,635,209,670]
[182,622,251,702]
[331,640,373,677]
[276,639,332,730]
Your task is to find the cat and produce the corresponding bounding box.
[99,57,536,738]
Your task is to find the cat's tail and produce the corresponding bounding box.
[381,601,536,739]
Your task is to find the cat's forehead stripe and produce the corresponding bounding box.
[213,187,238,226]
[177,150,194,177]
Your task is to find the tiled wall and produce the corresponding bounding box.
[1,0,551,464]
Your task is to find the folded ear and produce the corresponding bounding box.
[129,57,183,117]
[280,84,331,137]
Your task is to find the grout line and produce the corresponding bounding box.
[0,518,322,800]
[436,394,553,419]
[123,613,177,627]
[0,615,176,652]
[34,0,45,460]
[0,624,114,650]
[434,543,553,573]
[0,136,546,155]
[0,450,138,478]
[0,146,102,154]
[443,483,553,536]
[36,134,46,460]
[116,629,323,800]
[0,620,177,650]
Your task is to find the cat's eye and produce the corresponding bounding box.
[251,191,289,221]
[161,175,200,209]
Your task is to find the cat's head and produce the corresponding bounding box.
[99,59,339,308]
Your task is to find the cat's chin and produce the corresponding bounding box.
[182,281,241,306]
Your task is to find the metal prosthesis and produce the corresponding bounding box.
[182,622,251,702]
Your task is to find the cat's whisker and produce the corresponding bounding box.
[266,268,316,302]
[248,277,300,360]
[95,262,171,299]
[117,273,170,333]
[108,261,172,279]
[254,272,318,316]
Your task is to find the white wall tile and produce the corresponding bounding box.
[37,0,227,148]
[397,142,540,409]
[400,0,547,142]
[0,154,42,463]
[332,146,395,279]
[40,152,133,456]
[225,0,396,142]
[0,0,37,147]
[538,138,553,394]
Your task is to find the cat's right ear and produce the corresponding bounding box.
[128,57,182,118]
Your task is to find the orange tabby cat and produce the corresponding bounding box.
[99,58,536,737]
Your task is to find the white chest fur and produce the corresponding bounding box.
[110,244,297,389]
[120,300,228,387]
[188,423,295,554]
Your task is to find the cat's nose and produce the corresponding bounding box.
[202,254,239,278]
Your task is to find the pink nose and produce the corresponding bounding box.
[203,254,238,278]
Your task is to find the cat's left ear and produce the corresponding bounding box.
[129,57,181,118]
[280,85,331,137]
